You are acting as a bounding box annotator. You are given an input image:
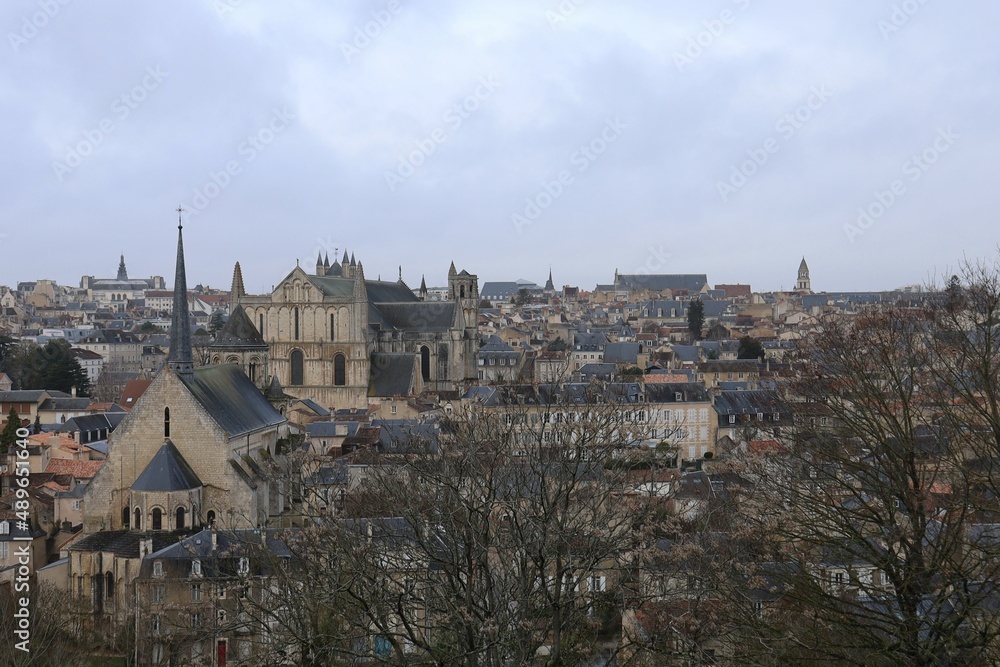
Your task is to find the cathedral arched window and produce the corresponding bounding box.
[152,508,163,531]
[460,285,465,298]
[207,510,216,526]
[259,313,265,338]
[106,572,115,599]
[164,407,170,438]
[248,359,258,384]
[123,506,130,529]
[291,350,304,386]
[134,508,142,530]
[176,506,186,530]
[420,346,431,382]
[330,313,335,341]
[334,354,346,386]
[294,307,300,341]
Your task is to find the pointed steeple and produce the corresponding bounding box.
[167,207,193,375]
[449,261,457,277]
[419,274,428,300]
[117,254,128,281]
[350,253,356,266]
[342,250,350,265]
[545,266,555,292]
[354,262,367,302]
[231,261,246,303]
[324,253,330,269]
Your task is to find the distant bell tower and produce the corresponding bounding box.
[796,257,811,293]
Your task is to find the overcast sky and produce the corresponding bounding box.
[2,0,997,295]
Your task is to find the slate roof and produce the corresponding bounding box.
[0,390,51,402]
[603,342,642,364]
[617,274,708,293]
[69,529,186,557]
[307,421,360,438]
[38,397,92,411]
[368,353,416,397]
[132,440,203,492]
[373,302,456,332]
[644,383,710,403]
[178,364,285,437]
[210,304,266,349]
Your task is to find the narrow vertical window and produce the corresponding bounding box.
[176,506,186,530]
[152,508,162,531]
[291,350,304,386]
[334,354,346,386]
[294,307,299,341]
[330,313,335,341]
[164,407,170,438]
[134,508,142,530]
[259,313,264,337]
[420,346,431,382]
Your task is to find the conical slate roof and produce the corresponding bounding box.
[132,440,202,492]
[210,305,267,349]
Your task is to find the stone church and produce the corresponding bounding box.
[71,219,288,630]
[233,251,480,409]
[81,223,286,535]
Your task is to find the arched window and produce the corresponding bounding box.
[330,313,335,341]
[106,572,115,599]
[176,506,186,530]
[460,285,465,298]
[134,508,142,530]
[248,359,258,384]
[164,407,170,438]
[334,354,346,386]
[207,510,216,526]
[152,508,162,531]
[420,346,431,382]
[122,506,130,529]
[290,350,304,385]
[294,307,299,341]
[259,313,264,337]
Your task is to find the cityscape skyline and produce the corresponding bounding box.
[3,1,998,293]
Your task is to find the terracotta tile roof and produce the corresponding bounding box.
[43,459,104,479]
[118,379,152,410]
[748,439,784,455]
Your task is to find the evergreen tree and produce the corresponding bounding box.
[687,298,705,341]
[0,407,21,455]
[737,335,764,360]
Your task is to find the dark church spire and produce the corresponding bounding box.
[231,261,245,303]
[117,254,128,281]
[168,207,193,374]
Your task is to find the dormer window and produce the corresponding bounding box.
[238,557,249,575]
[153,561,163,577]
[192,559,202,577]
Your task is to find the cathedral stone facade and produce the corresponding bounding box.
[234,253,479,409]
